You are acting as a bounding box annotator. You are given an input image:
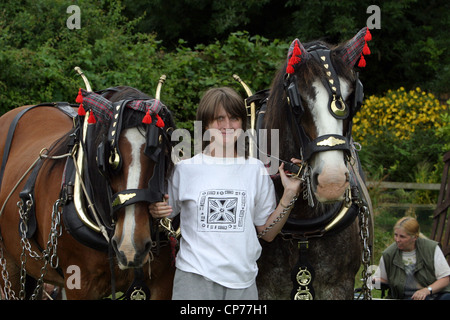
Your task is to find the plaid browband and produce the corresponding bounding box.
[79,88,164,124]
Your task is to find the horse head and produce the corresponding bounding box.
[265,27,369,204]
[80,86,174,269]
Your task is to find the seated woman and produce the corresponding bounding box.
[373,217,450,300]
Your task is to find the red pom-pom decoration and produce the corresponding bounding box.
[156,114,164,128]
[293,43,302,56]
[364,28,372,42]
[286,64,295,74]
[75,88,83,104]
[87,111,96,124]
[358,54,366,68]
[142,110,152,124]
[78,103,86,116]
[363,42,371,55]
[286,40,303,74]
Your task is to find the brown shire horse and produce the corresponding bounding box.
[255,28,373,300]
[0,86,175,299]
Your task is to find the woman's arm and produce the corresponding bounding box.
[411,276,450,300]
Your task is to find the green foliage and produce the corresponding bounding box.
[1,0,448,188]
[0,0,288,127]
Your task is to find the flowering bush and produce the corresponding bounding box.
[352,87,449,183]
[353,87,446,143]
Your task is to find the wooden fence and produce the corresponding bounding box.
[366,181,440,210]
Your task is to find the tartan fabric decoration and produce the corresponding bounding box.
[341,27,372,68]
[76,88,164,125]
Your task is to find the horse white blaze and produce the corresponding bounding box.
[309,79,350,202]
[117,128,145,267]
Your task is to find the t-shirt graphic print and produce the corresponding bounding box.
[198,189,246,232]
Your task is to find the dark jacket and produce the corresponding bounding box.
[382,237,450,299]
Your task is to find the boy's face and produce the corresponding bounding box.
[206,105,243,150]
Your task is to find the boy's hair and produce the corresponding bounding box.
[196,87,248,156]
[196,87,247,131]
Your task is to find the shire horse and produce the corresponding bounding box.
[254,28,374,300]
[0,83,176,299]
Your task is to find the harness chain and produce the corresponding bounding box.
[15,197,63,300]
[257,196,298,239]
[0,151,68,300]
[358,203,372,300]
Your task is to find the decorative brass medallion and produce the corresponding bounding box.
[294,288,313,300]
[296,267,312,286]
[317,136,345,147]
[130,287,147,300]
[112,192,136,207]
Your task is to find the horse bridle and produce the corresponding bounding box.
[284,44,364,167]
[95,98,173,221]
[279,45,365,238]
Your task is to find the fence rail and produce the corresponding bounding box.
[366,181,439,210]
[366,181,441,191]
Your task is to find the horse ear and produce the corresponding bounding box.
[340,27,372,68]
[286,39,310,74]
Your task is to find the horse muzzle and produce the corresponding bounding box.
[311,156,350,203]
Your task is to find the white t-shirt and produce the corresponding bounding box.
[168,153,276,289]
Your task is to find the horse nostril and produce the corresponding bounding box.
[312,172,320,187]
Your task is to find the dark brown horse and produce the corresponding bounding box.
[0,86,175,299]
[255,28,373,300]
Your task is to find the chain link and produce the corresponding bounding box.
[1,198,64,300]
[257,196,298,238]
[1,245,17,300]
[358,204,372,300]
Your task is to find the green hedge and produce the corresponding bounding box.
[0,0,288,131]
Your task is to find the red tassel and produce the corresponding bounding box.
[87,112,96,124]
[363,42,371,55]
[142,110,152,124]
[169,236,177,266]
[358,54,366,68]
[289,55,301,65]
[286,64,295,74]
[364,28,372,41]
[78,103,86,116]
[156,114,164,128]
[75,88,83,104]
[293,42,302,56]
